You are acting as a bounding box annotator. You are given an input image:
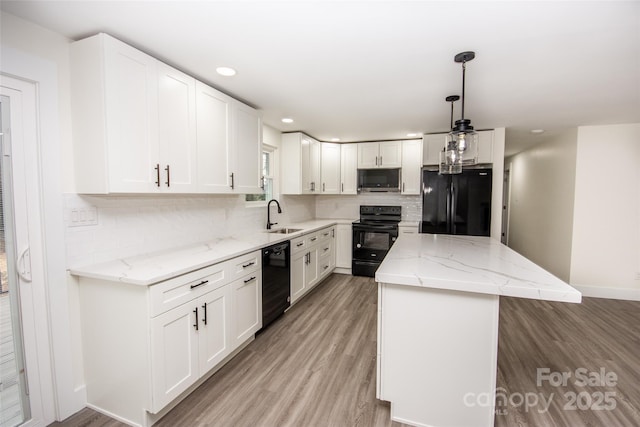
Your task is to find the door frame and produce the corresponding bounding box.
[1,45,85,421]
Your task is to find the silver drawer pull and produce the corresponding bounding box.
[296,242,304,247]
[323,247,329,252]
[242,261,255,268]
[244,276,256,284]
[323,265,329,270]
[310,237,317,242]
[190,280,209,289]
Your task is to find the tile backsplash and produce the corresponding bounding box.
[315,194,421,221]
[64,193,315,268]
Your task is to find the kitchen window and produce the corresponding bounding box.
[246,145,276,206]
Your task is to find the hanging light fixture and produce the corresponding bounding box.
[440,95,461,174]
[441,51,479,174]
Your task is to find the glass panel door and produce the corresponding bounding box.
[0,95,30,427]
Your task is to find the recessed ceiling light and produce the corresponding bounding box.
[216,67,236,77]
[407,133,419,137]
[530,129,545,134]
[281,118,294,124]
[331,138,341,142]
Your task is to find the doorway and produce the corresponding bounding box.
[0,76,55,426]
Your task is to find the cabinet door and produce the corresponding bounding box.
[477,130,494,164]
[233,102,263,194]
[290,251,307,304]
[321,143,341,194]
[232,274,262,346]
[305,247,319,288]
[340,144,358,194]
[358,142,379,168]
[198,285,233,375]
[196,82,233,193]
[335,224,352,269]
[158,63,197,192]
[300,135,313,193]
[378,141,402,168]
[150,302,199,411]
[422,134,446,166]
[401,140,422,195]
[309,137,322,193]
[103,36,160,192]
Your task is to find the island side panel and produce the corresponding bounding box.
[377,282,500,427]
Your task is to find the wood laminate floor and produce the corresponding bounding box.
[51,274,640,427]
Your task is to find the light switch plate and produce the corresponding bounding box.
[67,207,98,227]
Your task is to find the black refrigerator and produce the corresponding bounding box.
[420,168,492,236]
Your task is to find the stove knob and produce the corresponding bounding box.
[392,237,396,241]
[356,243,362,248]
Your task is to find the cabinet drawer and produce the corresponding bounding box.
[291,235,307,254]
[306,232,321,246]
[318,226,334,242]
[149,262,228,317]
[228,250,261,282]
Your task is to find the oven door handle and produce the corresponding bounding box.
[353,224,398,231]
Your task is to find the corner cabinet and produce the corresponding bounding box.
[70,33,261,194]
[281,132,322,195]
[77,250,262,427]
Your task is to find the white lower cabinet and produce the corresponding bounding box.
[232,273,262,346]
[78,250,262,427]
[150,283,232,411]
[290,225,336,304]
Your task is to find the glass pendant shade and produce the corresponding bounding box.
[439,140,462,174]
[450,129,479,165]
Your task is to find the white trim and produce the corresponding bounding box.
[572,284,640,301]
[1,46,86,419]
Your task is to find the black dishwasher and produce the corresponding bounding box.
[261,241,291,331]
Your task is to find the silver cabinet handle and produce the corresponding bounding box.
[341,183,344,192]
[244,276,256,284]
[296,242,304,247]
[165,164,170,187]
[323,183,325,192]
[190,279,209,290]
[402,182,405,192]
[230,172,235,189]
[242,261,255,268]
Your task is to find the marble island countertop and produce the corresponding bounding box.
[70,219,353,286]
[375,234,581,303]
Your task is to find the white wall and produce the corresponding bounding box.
[506,129,578,282]
[570,124,640,298]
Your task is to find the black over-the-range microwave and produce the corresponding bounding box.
[357,168,401,192]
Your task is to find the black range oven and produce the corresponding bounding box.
[352,205,401,277]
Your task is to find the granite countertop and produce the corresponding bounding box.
[70,219,346,286]
[375,234,581,303]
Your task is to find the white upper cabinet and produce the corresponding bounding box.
[72,33,160,193]
[340,144,358,195]
[321,142,341,194]
[358,141,402,168]
[477,130,494,164]
[231,101,263,194]
[401,139,422,195]
[196,81,233,193]
[281,132,322,195]
[71,33,261,194]
[423,130,495,165]
[158,63,198,192]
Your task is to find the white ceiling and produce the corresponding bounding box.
[2,1,639,156]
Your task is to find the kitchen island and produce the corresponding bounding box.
[375,234,581,427]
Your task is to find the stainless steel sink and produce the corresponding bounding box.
[267,228,303,234]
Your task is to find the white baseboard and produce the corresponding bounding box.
[333,267,352,275]
[572,285,640,301]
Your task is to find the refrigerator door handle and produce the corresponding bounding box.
[450,182,457,235]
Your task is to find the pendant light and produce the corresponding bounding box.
[442,51,479,173]
[440,95,461,174]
